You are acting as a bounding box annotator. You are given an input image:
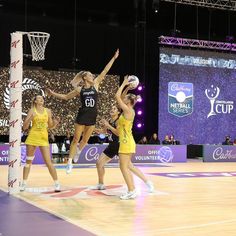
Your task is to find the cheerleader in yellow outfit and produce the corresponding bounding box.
[20,95,61,192]
[115,76,154,200]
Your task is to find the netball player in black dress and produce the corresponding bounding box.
[92,105,120,190]
[46,49,119,173]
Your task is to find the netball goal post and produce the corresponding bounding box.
[8,31,50,194]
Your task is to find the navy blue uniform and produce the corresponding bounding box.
[75,86,98,125]
[103,118,119,158]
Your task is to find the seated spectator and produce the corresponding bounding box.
[138,136,148,144]
[169,134,180,145]
[162,135,171,145]
[148,133,160,144]
[222,135,233,145]
[64,129,72,152]
[233,139,236,145]
[48,129,56,143]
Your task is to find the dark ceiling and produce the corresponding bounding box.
[1,0,236,41]
[0,0,235,135]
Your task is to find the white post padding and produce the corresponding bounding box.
[8,33,23,194]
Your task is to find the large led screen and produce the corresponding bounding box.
[159,48,236,144]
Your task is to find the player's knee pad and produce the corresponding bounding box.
[26,156,34,161]
[25,156,34,167]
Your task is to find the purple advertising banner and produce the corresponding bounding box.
[78,144,187,164]
[0,145,49,165]
[0,144,187,165]
[203,145,236,162]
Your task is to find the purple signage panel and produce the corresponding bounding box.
[203,145,236,162]
[0,145,9,165]
[0,144,187,165]
[0,145,50,165]
[78,144,187,164]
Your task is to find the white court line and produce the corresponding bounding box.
[154,219,236,234]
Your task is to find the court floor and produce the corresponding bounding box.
[1,160,236,236]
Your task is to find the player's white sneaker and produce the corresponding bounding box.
[120,190,137,200]
[54,183,61,192]
[20,182,26,192]
[73,154,79,163]
[66,163,73,174]
[146,180,154,193]
[90,183,106,190]
[73,147,81,163]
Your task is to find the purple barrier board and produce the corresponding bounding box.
[0,144,187,165]
[78,144,187,164]
[203,145,236,162]
[0,145,49,165]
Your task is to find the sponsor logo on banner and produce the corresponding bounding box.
[204,145,236,162]
[205,85,234,118]
[85,146,100,161]
[134,147,174,163]
[84,146,119,162]
[212,147,236,161]
[168,82,193,117]
[157,146,173,163]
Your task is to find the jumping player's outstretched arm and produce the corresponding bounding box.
[45,88,80,101]
[94,49,119,89]
[121,84,131,100]
[115,76,131,118]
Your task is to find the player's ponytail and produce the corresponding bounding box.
[71,71,88,87]
[126,94,140,107]
[79,71,89,81]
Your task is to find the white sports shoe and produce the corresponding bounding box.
[20,183,26,192]
[120,190,137,200]
[73,148,81,163]
[146,180,154,193]
[54,183,61,192]
[66,163,73,174]
[90,183,106,190]
[73,154,79,163]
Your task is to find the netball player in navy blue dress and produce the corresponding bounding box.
[46,49,119,173]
